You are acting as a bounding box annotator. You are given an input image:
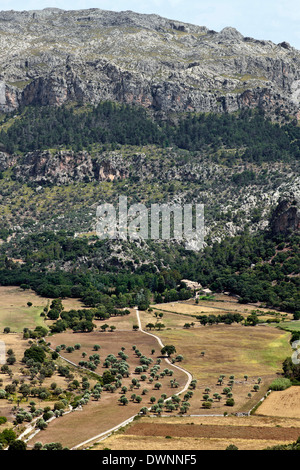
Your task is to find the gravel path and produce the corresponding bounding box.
[70,307,194,449]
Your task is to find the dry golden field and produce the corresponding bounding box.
[140,323,291,416]
[255,386,300,419]
[152,297,292,321]
[26,326,188,449]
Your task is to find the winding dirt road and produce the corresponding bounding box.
[70,307,194,449]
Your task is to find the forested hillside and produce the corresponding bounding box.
[1,104,300,163]
[0,102,299,315]
[0,226,299,314]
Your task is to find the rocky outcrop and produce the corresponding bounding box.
[0,8,299,117]
[10,148,242,185]
[0,152,17,171]
[13,150,142,184]
[270,187,300,235]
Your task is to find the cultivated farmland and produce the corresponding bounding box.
[0,290,299,450]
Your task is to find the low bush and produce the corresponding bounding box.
[269,378,292,391]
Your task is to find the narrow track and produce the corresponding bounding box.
[71,307,193,449]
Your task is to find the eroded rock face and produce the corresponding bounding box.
[270,188,300,235]
[0,152,17,171]
[13,150,141,184]
[13,151,94,184]
[0,8,299,117]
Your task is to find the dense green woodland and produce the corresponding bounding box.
[0,102,299,314]
[0,229,299,314]
[0,103,300,162]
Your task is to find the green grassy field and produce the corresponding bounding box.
[0,286,47,332]
[279,321,300,332]
[0,286,84,332]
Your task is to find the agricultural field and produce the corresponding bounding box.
[26,326,188,449]
[91,415,300,451]
[0,286,85,333]
[0,286,47,333]
[92,386,300,451]
[152,296,292,323]
[0,290,299,450]
[255,386,300,419]
[279,320,300,332]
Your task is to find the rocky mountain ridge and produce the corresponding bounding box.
[0,8,300,118]
[0,8,299,245]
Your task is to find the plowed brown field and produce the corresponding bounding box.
[124,422,300,441]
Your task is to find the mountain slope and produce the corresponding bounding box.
[0,8,299,315]
[0,8,300,118]
[0,104,299,242]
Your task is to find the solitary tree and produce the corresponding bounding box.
[8,440,27,451]
[119,396,128,406]
[161,345,176,357]
[100,324,109,332]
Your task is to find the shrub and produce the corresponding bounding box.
[36,418,48,430]
[23,345,46,364]
[202,401,212,409]
[226,398,235,406]
[269,378,292,391]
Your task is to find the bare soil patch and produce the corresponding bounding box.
[125,421,300,441]
[93,415,300,451]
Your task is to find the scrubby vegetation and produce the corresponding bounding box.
[264,436,300,450]
[269,378,292,391]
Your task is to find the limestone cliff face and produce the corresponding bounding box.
[270,190,300,235]
[13,150,142,184]
[0,8,300,117]
[11,148,241,186]
[13,151,95,184]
